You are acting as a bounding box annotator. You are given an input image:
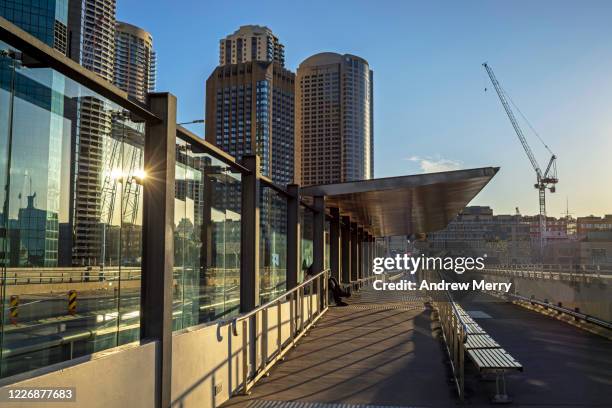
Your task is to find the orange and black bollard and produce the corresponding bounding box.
[9,295,19,324]
[68,290,77,315]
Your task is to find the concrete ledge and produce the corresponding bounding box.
[0,341,158,407]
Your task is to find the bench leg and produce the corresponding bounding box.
[491,370,512,404]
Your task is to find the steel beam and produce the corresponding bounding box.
[287,184,300,289]
[329,208,341,281]
[313,196,325,275]
[141,92,176,408]
[341,216,351,283]
[240,155,260,311]
[351,222,359,282]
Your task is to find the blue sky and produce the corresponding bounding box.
[118,0,612,217]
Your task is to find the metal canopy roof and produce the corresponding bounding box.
[300,167,499,237]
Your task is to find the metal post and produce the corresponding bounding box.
[286,184,300,289]
[142,92,176,408]
[366,232,370,279]
[351,222,359,282]
[240,155,260,312]
[329,207,341,282]
[357,227,364,280]
[341,216,351,284]
[312,195,325,276]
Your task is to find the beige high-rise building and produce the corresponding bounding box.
[114,21,156,103]
[219,25,285,67]
[296,52,373,186]
[207,26,294,185]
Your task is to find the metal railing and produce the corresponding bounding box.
[351,274,377,290]
[501,292,612,330]
[1,267,142,285]
[484,264,612,281]
[426,270,468,401]
[230,269,329,395]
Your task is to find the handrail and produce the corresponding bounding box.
[505,292,612,330]
[424,269,468,401]
[232,269,328,334]
[229,269,330,395]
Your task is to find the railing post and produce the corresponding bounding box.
[142,92,176,408]
[276,299,282,353]
[242,320,248,393]
[286,184,300,290]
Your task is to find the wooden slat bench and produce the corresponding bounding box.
[464,322,487,335]
[467,348,523,372]
[464,334,523,403]
[464,334,500,350]
[456,311,523,403]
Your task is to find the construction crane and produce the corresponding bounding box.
[482,62,558,254]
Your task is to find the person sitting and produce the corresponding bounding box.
[328,276,350,306]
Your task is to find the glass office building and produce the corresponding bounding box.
[0,0,69,54]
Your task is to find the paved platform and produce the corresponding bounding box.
[223,287,456,408]
[223,285,612,408]
[455,291,612,407]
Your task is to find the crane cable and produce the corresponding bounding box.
[498,84,555,156]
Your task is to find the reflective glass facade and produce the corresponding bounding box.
[0,40,145,378]
[259,186,287,303]
[0,0,69,54]
[300,205,313,283]
[173,138,242,330]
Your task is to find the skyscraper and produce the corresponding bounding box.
[68,0,115,81]
[0,0,68,54]
[296,53,373,186]
[219,25,285,67]
[206,26,295,185]
[114,21,156,103]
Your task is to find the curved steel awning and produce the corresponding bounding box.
[300,167,499,237]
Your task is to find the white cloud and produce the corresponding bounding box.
[406,155,463,173]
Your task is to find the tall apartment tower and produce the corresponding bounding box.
[296,53,374,186]
[219,25,285,67]
[206,26,295,185]
[68,0,116,82]
[114,21,156,103]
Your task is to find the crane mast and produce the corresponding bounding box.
[482,63,558,256]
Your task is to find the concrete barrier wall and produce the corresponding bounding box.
[171,293,319,408]
[0,342,158,408]
[477,271,611,321]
